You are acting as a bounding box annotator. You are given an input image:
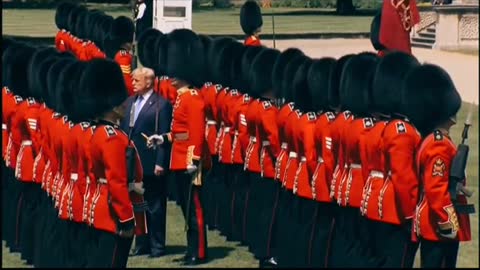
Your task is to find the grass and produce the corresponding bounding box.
[2,6,372,37]
[2,102,478,268]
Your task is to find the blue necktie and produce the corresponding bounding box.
[133,95,144,124]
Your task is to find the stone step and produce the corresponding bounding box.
[412,36,436,44]
[412,41,434,49]
[418,31,436,39]
[426,27,436,33]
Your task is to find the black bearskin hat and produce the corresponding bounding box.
[293,57,314,112]
[308,57,337,112]
[47,57,75,111]
[199,34,213,82]
[282,53,307,103]
[214,40,242,88]
[137,28,162,69]
[250,48,280,97]
[370,11,385,52]
[2,36,18,57]
[77,59,128,119]
[372,51,420,115]
[240,45,265,97]
[55,1,76,30]
[240,0,263,36]
[229,43,248,91]
[3,44,36,98]
[166,29,205,88]
[28,47,58,101]
[74,7,89,40]
[208,37,236,84]
[272,48,304,100]
[67,5,87,37]
[339,53,379,116]
[328,53,355,110]
[402,64,462,136]
[85,10,104,42]
[33,55,59,105]
[56,61,87,122]
[104,16,135,58]
[154,33,168,76]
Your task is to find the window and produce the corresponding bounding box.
[163,6,186,18]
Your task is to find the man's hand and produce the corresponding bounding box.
[154,165,164,176]
[147,134,164,148]
[186,164,198,174]
[118,228,135,238]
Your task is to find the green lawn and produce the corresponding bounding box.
[2,6,372,37]
[2,102,478,268]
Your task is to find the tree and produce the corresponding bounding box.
[336,0,355,15]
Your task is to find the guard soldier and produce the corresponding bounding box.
[404,64,472,268]
[240,0,263,46]
[104,16,136,96]
[54,1,77,53]
[370,11,388,57]
[147,29,209,266]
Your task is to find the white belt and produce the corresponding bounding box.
[317,156,324,163]
[224,127,231,132]
[70,173,78,182]
[207,120,217,125]
[300,156,307,162]
[350,163,361,169]
[86,176,91,185]
[369,170,384,178]
[98,178,107,184]
[2,124,6,130]
[21,140,32,146]
[289,151,297,158]
[262,140,270,147]
[250,136,257,143]
[281,142,288,150]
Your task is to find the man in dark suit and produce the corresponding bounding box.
[121,67,172,258]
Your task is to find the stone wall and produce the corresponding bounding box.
[434,5,479,50]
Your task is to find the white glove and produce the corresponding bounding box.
[186,164,198,174]
[147,134,164,148]
[439,228,458,240]
[128,182,145,195]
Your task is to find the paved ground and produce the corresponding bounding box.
[259,39,479,104]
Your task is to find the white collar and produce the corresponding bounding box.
[138,89,153,101]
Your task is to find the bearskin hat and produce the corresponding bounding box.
[85,10,104,42]
[28,47,58,100]
[104,16,135,58]
[56,61,86,121]
[240,0,263,36]
[229,43,248,91]
[33,55,60,105]
[55,1,77,30]
[293,57,314,112]
[282,53,308,103]
[199,35,213,82]
[77,59,128,119]
[372,51,420,115]
[328,53,355,110]
[370,11,385,52]
[272,48,304,99]
[240,45,265,97]
[3,44,36,98]
[208,37,236,84]
[214,40,242,88]
[166,29,206,88]
[47,58,75,111]
[74,7,89,40]
[308,57,337,112]
[2,36,18,56]
[402,64,461,136]
[339,53,379,116]
[250,48,280,97]
[154,33,168,76]
[137,28,162,69]
[67,5,87,37]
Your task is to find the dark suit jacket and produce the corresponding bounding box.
[121,92,172,176]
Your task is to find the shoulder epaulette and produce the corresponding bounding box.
[90,125,97,134]
[243,94,251,103]
[295,109,303,118]
[363,117,374,129]
[204,82,212,87]
[262,100,272,109]
[27,97,36,106]
[62,115,68,124]
[433,130,443,141]
[307,112,317,121]
[14,95,23,104]
[215,84,223,92]
[119,49,128,56]
[53,112,61,119]
[288,102,295,110]
[190,89,198,96]
[231,89,239,96]
[69,121,74,129]
[80,122,91,131]
[396,121,407,134]
[5,87,11,94]
[104,125,117,137]
[326,111,336,121]
[160,76,169,81]
[343,110,352,119]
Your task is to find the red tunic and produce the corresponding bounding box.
[274,102,295,182]
[59,119,75,220]
[244,35,261,46]
[214,88,229,156]
[4,94,24,169]
[293,112,317,200]
[2,87,15,161]
[231,94,251,165]
[201,83,221,156]
[219,90,239,164]
[257,100,280,179]
[329,111,352,201]
[413,130,471,242]
[282,109,303,190]
[244,99,262,173]
[115,49,134,96]
[55,30,68,52]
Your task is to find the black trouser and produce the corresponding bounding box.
[245,172,262,252]
[276,192,299,267]
[218,163,234,239]
[134,174,167,255]
[173,170,208,259]
[309,202,336,268]
[87,229,133,268]
[202,156,219,229]
[420,239,459,268]
[373,221,419,267]
[19,183,42,264]
[228,164,245,242]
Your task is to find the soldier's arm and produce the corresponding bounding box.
[321,123,335,187]
[384,124,420,221]
[261,104,280,161]
[156,101,172,169]
[187,95,206,164]
[102,131,135,232]
[116,53,134,96]
[238,104,250,159]
[304,121,318,179]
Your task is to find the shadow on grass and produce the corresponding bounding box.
[165,245,234,262]
[224,9,379,17]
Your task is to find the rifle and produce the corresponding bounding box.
[449,102,475,214]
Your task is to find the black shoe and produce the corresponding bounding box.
[260,257,278,268]
[129,248,150,256]
[148,251,166,258]
[182,256,207,266]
